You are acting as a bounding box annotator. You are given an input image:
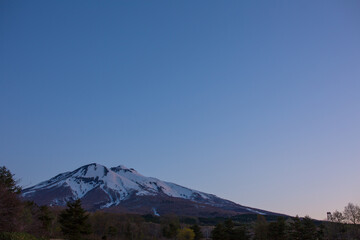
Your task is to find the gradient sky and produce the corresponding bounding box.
[1,1,360,220]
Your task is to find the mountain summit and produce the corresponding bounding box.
[22,163,280,217]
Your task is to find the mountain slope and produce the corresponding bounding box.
[22,163,281,217]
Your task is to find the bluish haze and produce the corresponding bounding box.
[1,1,359,219]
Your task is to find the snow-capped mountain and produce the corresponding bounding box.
[22,163,280,217]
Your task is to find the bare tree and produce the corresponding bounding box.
[343,203,360,224]
[331,210,345,223]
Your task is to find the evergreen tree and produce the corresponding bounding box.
[301,216,317,240]
[253,215,268,240]
[38,205,54,235]
[162,222,179,238]
[0,166,23,232]
[224,219,234,239]
[316,223,325,240]
[162,215,180,238]
[267,217,286,240]
[233,224,249,240]
[59,199,92,240]
[212,219,249,240]
[211,223,227,240]
[268,222,278,240]
[190,224,203,240]
[288,216,302,240]
[0,166,21,194]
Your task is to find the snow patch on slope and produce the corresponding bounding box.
[152,208,160,216]
[245,207,267,215]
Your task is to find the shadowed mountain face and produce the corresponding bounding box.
[22,163,282,217]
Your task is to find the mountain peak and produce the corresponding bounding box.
[21,163,276,217]
[73,163,109,178]
[110,165,138,174]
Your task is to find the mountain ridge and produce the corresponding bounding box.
[22,163,283,217]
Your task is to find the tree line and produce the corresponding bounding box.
[1,165,360,240]
[326,203,360,239]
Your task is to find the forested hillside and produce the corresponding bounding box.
[1,166,360,240]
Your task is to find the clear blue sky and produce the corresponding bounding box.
[1,0,359,219]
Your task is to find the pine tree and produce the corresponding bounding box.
[224,218,235,238]
[190,224,203,240]
[288,216,303,240]
[0,166,21,194]
[0,166,23,232]
[301,216,317,240]
[253,215,268,240]
[212,223,227,240]
[267,217,286,240]
[233,224,249,240]
[38,205,54,234]
[162,222,179,238]
[316,223,325,240]
[59,199,92,240]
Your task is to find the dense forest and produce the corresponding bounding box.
[1,166,360,240]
